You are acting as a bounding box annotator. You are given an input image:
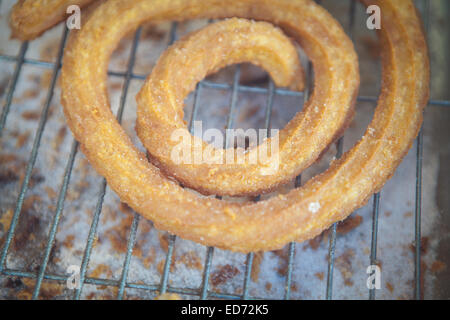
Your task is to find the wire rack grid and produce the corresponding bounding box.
[0,0,448,300]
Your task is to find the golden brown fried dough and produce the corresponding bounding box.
[10,0,96,40]
[137,18,347,196]
[61,0,429,252]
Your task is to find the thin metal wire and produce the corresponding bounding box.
[158,234,176,294]
[264,80,275,131]
[242,253,254,299]
[225,66,241,135]
[200,246,214,299]
[414,1,430,300]
[325,223,337,299]
[117,214,141,299]
[0,42,28,137]
[413,0,430,300]
[284,242,296,300]
[0,27,69,273]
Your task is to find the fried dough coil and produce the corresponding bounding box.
[136,17,355,196]
[10,0,96,40]
[61,0,429,252]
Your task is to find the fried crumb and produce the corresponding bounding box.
[75,179,90,193]
[337,214,363,234]
[271,247,289,276]
[386,282,394,293]
[314,272,324,281]
[86,286,119,300]
[308,202,320,213]
[63,234,75,249]
[91,234,99,248]
[141,23,167,41]
[40,70,54,88]
[44,186,57,199]
[0,167,20,184]
[142,247,156,268]
[290,283,298,292]
[224,207,236,220]
[16,278,34,300]
[430,260,446,273]
[359,35,381,59]
[0,209,14,242]
[52,126,67,151]
[210,264,240,287]
[403,211,413,218]
[154,293,182,300]
[177,251,202,270]
[420,261,427,300]
[119,202,133,215]
[109,81,123,91]
[101,205,117,224]
[133,223,153,259]
[12,89,39,103]
[89,264,114,279]
[251,252,264,282]
[0,154,19,163]
[409,237,429,255]
[87,266,115,292]
[238,105,260,123]
[21,110,41,120]
[158,231,170,252]
[106,207,134,254]
[22,195,42,212]
[335,249,355,287]
[15,130,30,148]
[157,255,176,274]
[17,278,64,300]
[306,232,325,250]
[27,169,45,188]
[66,188,80,202]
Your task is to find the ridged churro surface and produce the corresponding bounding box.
[137,18,356,196]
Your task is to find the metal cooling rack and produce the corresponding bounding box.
[0,0,448,300]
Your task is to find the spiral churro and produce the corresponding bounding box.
[61,0,429,252]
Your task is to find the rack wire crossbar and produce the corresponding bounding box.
[0,0,443,300]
